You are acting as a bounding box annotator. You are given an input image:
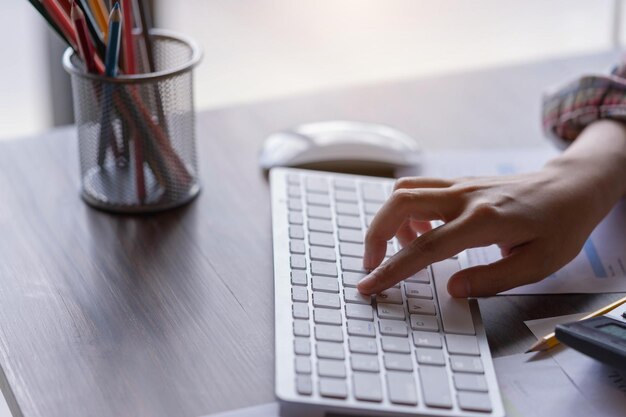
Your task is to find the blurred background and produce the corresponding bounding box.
[1,0,625,141]
[0,0,623,416]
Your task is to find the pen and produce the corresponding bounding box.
[526,294,626,352]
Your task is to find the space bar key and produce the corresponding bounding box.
[431,259,475,335]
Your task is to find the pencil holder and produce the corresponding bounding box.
[63,30,203,213]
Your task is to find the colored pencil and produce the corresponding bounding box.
[87,0,109,34]
[121,0,136,74]
[41,0,79,50]
[71,2,97,73]
[75,0,106,59]
[57,0,72,16]
[26,0,73,48]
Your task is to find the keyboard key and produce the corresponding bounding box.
[349,336,378,354]
[432,260,475,335]
[364,202,382,215]
[309,232,334,247]
[292,302,309,319]
[339,242,364,257]
[416,348,445,366]
[334,190,358,202]
[450,355,484,374]
[289,240,305,254]
[295,357,312,374]
[296,375,313,395]
[318,359,346,378]
[353,372,383,402]
[312,276,339,293]
[412,331,442,348]
[310,246,336,262]
[346,304,374,321]
[406,269,430,283]
[308,206,332,219]
[306,177,329,194]
[294,337,311,355]
[340,257,366,273]
[381,336,410,353]
[458,392,492,413]
[308,219,333,233]
[377,288,403,305]
[454,374,489,392]
[334,178,356,190]
[316,342,345,360]
[378,319,408,337]
[315,325,344,342]
[343,288,372,304]
[288,185,302,198]
[377,304,405,320]
[291,270,307,286]
[410,314,439,331]
[407,299,436,315]
[446,334,480,356]
[404,282,433,299]
[342,272,365,287]
[288,199,303,211]
[338,229,364,243]
[307,193,331,206]
[361,183,387,202]
[351,354,380,372]
[336,215,361,229]
[384,353,413,372]
[319,378,347,399]
[386,372,418,405]
[293,320,310,337]
[291,287,308,302]
[288,212,303,225]
[314,308,342,325]
[419,366,453,408]
[347,320,376,337]
[311,261,338,277]
[286,174,300,185]
[290,255,306,270]
[313,292,340,309]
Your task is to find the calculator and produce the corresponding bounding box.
[555,301,626,371]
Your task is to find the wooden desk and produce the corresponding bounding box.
[1,51,624,417]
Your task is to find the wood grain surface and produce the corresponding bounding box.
[0,51,625,417]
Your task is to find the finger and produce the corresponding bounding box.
[394,177,454,191]
[359,217,489,295]
[410,219,432,235]
[447,243,546,297]
[363,189,461,270]
[396,219,417,248]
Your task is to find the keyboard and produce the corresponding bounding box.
[270,168,505,417]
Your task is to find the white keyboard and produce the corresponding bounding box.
[271,168,504,417]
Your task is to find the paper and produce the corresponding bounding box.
[524,314,626,415]
[418,148,626,295]
[493,353,596,417]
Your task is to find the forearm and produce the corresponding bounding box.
[546,120,626,212]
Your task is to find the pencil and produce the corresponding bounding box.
[26,0,72,48]
[75,0,106,59]
[121,0,136,74]
[97,3,122,167]
[41,0,79,50]
[71,2,98,73]
[526,295,626,352]
[87,0,109,34]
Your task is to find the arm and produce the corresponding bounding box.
[357,119,626,297]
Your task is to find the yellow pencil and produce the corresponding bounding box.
[87,0,109,34]
[526,295,626,353]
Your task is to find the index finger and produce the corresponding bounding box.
[363,188,461,270]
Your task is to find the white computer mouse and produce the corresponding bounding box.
[259,121,421,176]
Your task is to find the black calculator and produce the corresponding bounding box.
[555,301,626,371]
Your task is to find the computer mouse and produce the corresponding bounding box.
[259,121,421,177]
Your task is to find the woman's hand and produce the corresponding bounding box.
[357,120,626,297]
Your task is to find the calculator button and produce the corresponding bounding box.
[457,392,492,413]
[419,366,453,408]
[353,372,383,402]
[386,372,418,405]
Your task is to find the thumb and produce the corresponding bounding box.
[447,244,547,297]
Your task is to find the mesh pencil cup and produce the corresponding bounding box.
[63,30,203,213]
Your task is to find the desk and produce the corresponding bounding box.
[1,51,625,417]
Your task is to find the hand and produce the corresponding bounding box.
[357,120,626,297]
